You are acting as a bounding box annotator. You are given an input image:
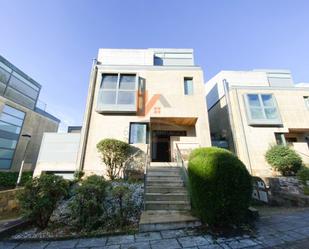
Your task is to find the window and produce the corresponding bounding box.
[275,133,286,145]
[97,73,138,113]
[0,60,40,110]
[0,105,25,169]
[129,123,148,144]
[184,78,193,95]
[245,94,281,125]
[304,96,309,110]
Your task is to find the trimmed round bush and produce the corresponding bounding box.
[188,147,252,226]
[265,145,302,176]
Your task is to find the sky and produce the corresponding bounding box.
[1,0,309,131]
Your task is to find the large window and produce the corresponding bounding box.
[97,73,138,113]
[0,59,40,110]
[245,94,281,125]
[0,105,25,169]
[184,78,193,95]
[129,123,148,144]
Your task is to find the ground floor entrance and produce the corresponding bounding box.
[151,130,186,162]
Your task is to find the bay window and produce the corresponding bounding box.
[97,73,138,113]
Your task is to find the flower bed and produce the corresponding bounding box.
[10,179,143,239]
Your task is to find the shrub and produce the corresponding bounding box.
[69,175,110,231]
[265,145,302,176]
[17,174,69,229]
[188,147,252,226]
[111,185,134,227]
[297,167,309,185]
[0,171,33,189]
[97,139,130,180]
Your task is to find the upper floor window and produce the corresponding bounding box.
[245,94,281,125]
[184,77,193,95]
[0,105,25,169]
[304,96,309,110]
[97,73,138,113]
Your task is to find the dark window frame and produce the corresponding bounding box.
[129,122,149,144]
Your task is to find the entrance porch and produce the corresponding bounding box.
[149,117,199,163]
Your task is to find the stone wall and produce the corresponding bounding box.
[0,188,23,214]
[266,177,309,207]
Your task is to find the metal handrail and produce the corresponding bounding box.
[143,145,150,210]
[175,143,189,188]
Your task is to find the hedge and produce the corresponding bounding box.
[0,171,33,189]
[188,147,252,226]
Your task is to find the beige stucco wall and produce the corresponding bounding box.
[81,67,211,176]
[0,97,59,172]
[228,87,309,176]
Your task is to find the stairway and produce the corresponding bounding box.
[139,162,201,232]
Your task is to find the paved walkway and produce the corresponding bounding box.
[1,209,309,249]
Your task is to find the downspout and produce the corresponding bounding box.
[223,79,253,174]
[77,59,98,171]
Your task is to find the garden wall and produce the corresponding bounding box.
[0,188,23,214]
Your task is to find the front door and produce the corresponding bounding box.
[152,132,170,162]
[151,130,186,162]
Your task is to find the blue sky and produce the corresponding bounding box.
[1,0,309,131]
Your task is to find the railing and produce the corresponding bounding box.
[143,145,150,210]
[175,143,189,188]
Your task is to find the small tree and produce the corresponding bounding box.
[265,145,302,176]
[97,139,130,180]
[17,174,69,229]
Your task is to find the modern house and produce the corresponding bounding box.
[0,55,60,172]
[76,48,211,176]
[205,70,309,177]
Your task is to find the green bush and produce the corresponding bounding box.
[265,145,302,176]
[17,174,69,229]
[188,147,252,226]
[69,175,110,231]
[97,139,130,180]
[111,185,134,228]
[0,171,33,189]
[297,167,309,185]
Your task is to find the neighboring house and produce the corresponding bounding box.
[205,69,309,177]
[72,48,211,176]
[0,55,60,172]
[33,132,81,179]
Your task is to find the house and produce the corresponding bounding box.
[205,69,309,176]
[0,55,60,171]
[72,48,211,176]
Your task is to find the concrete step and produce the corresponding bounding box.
[147,176,182,181]
[146,181,184,187]
[139,210,201,232]
[146,186,187,193]
[145,200,190,210]
[148,166,181,171]
[150,162,178,167]
[145,193,189,202]
[147,171,182,177]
